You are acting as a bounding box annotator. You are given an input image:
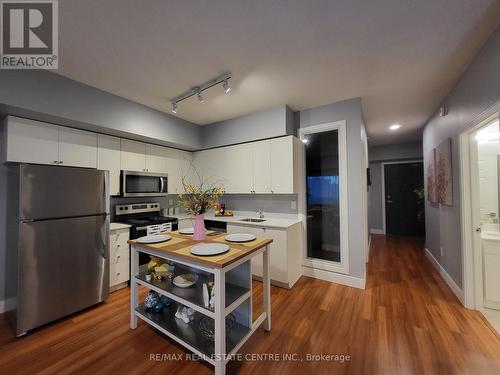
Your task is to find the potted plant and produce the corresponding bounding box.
[178,167,224,241]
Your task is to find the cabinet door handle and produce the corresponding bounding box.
[53,161,58,164]
[59,161,63,164]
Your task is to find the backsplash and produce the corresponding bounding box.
[216,194,299,215]
[110,194,298,221]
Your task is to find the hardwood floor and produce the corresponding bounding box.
[1,235,499,374]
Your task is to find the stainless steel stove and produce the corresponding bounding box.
[115,203,178,265]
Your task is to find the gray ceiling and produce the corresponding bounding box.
[57,0,500,145]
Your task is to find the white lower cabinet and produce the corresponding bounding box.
[483,238,500,308]
[226,222,302,288]
[109,227,130,291]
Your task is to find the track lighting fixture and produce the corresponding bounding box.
[196,89,204,103]
[223,79,230,93]
[170,73,231,113]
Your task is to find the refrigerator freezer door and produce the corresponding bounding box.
[19,164,109,220]
[18,215,109,334]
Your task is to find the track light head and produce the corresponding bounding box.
[223,79,231,93]
[172,102,177,114]
[196,89,204,103]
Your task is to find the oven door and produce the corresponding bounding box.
[121,171,168,197]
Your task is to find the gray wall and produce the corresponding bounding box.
[0,70,202,150]
[423,25,500,289]
[368,141,423,231]
[298,97,367,280]
[200,105,292,149]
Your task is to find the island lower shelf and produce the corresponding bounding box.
[135,303,250,361]
[135,269,250,317]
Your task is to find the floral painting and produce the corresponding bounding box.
[436,138,453,206]
[426,148,438,203]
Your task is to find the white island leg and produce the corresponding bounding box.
[130,246,138,329]
[214,268,226,375]
[263,244,271,331]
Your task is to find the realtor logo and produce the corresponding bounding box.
[1,0,58,69]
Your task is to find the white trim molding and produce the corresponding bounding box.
[370,228,385,235]
[302,266,366,289]
[299,120,350,275]
[459,100,500,309]
[425,248,464,304]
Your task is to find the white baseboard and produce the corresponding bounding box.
[424,248,465,304]
[0,298,15,314]
[370,229,385,235]
[302,266,366,289]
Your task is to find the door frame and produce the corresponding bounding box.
[459,101,500,309]
[381,160,423,235]
[299,120,349,275]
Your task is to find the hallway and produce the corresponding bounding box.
[0,236,499,374]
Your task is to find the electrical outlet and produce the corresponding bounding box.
[440,246,444,257]
[169,199,173,205]
[291,201,297,210]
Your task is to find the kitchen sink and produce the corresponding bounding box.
[240,218,267,223]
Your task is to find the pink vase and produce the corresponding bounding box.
[192,214,207,241]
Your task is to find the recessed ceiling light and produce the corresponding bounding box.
[390,124,402,131]
[302,137,309,144]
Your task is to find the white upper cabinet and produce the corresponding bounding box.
[192,135,300,194]
[4,116,60,165]
[97,134,121,196]
[59,127,97,168]
[193,148,225,189]
[145,144,168,173]
[270,136,295,193]
[252,140,271,193]
[166,148,193,194]
[121,139,146,172]
[222,143,253,193]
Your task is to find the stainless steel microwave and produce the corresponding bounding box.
[121,170,168,197]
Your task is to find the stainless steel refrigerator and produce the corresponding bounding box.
[6,164,110,336]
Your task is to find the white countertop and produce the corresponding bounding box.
[174,212,302,229]
[110,222,131,231]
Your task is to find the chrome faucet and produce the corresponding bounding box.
[257,210,265,219]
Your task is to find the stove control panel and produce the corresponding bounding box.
[115,202,160,215]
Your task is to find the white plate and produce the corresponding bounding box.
[190,243,230,256]
[179,227,194,235]
[225,233,256,243]
[136,235,171,244]
[173,274,198,288]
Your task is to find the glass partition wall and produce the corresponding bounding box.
[300,121,348,273]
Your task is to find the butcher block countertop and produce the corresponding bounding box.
[128,231,272,268]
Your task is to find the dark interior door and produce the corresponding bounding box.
[385,162,425,237]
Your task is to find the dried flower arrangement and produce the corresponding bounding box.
[178,165,225,216]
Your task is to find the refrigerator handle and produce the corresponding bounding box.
[103,171,110,214]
